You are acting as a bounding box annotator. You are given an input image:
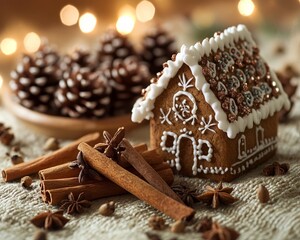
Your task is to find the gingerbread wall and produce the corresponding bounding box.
[150,64,278,182]
[223,114,278,181]
[150,64,229,180]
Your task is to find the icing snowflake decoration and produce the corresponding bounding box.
[178,73,193,91]
[173,73,198,125]
[173,91,198,125]
[198,115,217,134]
[159,108,172,125]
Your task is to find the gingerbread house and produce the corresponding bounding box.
[132,25,290,182]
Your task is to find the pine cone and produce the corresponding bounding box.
[54,65,111,118]
[141,27,177,75]
[60,49,92,72]
[102,56,150,115]
[10,44,60,113]
[97,29,136,65]
[277,71,298,122]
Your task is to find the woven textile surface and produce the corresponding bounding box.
[0,102,300,240]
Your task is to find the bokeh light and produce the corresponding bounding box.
[60,5,80,26]
[79,13,97,33]
[0,38,17,55]
[136,1,155,22]
[116,5,135,35]
[0,75,3,90]
[24,32,41,53]
[238,0,255,16]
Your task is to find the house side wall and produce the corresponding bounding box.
[224,113,278,180]
[150,64,229,179]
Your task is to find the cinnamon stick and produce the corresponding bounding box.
[43,168,174,205]
[41,163,171,192]
[78,142,195,221]
[39,147,164,180]
[2,132,101,182]
[39,163,80,180]
[121,138,182,203]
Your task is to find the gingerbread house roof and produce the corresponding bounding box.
[132,25,290,139]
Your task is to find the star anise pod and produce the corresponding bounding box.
[196,182,238,209]
[194,217,213,233]
[171,181,199,206]
[145,232,162,240]
[70,128,126,183]
[262,162,289,176]
[69,151,103,183]
[101,127,126,161]
[202,222,239,240]
[60,192,91,214]
[30,210,69,231]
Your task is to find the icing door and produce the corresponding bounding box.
[175,134,197,173]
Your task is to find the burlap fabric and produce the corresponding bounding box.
[0,100,299,240]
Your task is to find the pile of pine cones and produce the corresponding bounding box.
[10,27,177,118]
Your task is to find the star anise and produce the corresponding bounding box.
[194,217,213,233]
[196,182,238,209]
[60,192,91,214]
[30,210,69,230]
[262,162,289,176]
[145,232,162,240]
[69,151,103,183]
[99,127,126,161]
[171,181,199,206]
[202,222,239,240]
[69,128,126,183]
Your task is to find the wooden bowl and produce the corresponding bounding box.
[1,87,140,139]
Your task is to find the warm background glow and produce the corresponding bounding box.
[136,1,155,23]
[0,75,3,89]
[238,0,255,17]
[60,4,79,26]
[0,38,17,55]
[79,13,97,33]
[116,5,135,35]
[24,32,41,53]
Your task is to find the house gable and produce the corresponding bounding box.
[150,64,229,176]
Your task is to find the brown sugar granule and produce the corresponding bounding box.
[148,215,167,230]
[257,185,270,203]
[33,230,47,240]
[11,155,24,165]
[99,201,115,216]
[170,220,186,233]
[21,176,32,188]
[43,137,59,151]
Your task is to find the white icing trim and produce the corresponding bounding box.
[132,25,290,139]
[230,140,277,175]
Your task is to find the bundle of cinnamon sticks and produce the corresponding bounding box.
[39,143,174,205]
[2,128,195,221]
